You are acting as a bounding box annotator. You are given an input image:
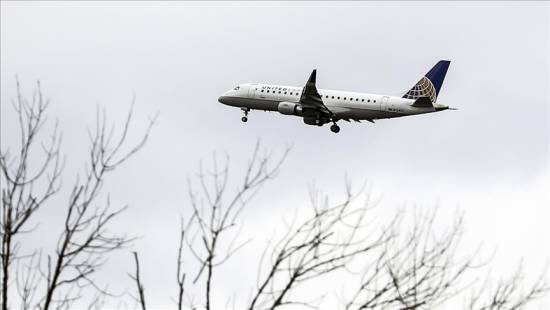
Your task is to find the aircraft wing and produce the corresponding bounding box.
[299,70,333,116]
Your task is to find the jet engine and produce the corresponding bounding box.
[278,102,303,116]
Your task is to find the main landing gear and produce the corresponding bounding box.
[330,121,340,133]
[241,108,250,123]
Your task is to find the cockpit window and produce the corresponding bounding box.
[234,86,240,90]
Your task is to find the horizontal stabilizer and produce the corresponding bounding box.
[411,96,433,108]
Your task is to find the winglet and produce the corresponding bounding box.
[308,69,317,85]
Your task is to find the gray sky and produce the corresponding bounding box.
[1,1,549,308]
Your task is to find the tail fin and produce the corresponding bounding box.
[403,60,450,103]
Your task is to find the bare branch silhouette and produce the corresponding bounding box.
[345,209,476,309]
[15,251,42,310]
[169,154,548,310]
[129,252,146,310]
[248,183,393,310]
[185,142,289,310]
[176,218,187,310]
[1,80,155,309]
[466,262,549,310]
[41,98,155,310]
[1,80,62,310]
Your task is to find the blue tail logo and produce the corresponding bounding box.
[403,60,451,103]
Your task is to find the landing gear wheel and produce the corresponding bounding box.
[241,108,250,123]
[330,124,340,133]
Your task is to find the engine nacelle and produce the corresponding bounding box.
[278,102,303,116]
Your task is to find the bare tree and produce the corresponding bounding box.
[184,143,289,310]
[248,183,393,309]
[249,196,548,310]
[1,81,62,310]
[128,144,289,309]
[128,148,547,310]
[345,209,475,309]
[4,82,546,309]
[1,81,155,309]
[40,97,154,310]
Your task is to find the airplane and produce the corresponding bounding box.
[218,60,454,133]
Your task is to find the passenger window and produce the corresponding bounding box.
[368,99,370,102]
[337,97,340,99]
[344,97,347,100]
[261,90,264,92]
[356,98,358,101]
[362,99,364,102]
[374,100,376,103]
[284,92,287,94]
[278,91,281,94]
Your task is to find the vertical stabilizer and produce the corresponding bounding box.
[403,60,450,103]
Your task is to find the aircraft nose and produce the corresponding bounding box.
[218,96,227,104]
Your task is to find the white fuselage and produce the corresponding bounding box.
[219,83,447,121]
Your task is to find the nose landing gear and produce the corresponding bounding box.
[241,108,250,123]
